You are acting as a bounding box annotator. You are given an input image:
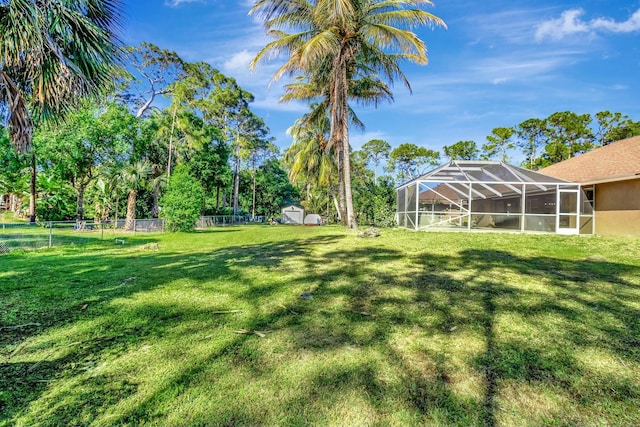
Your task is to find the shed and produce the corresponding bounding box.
[281,205,304,225]
[396,160,591,235]
[304,214,322,226]
[540,136,640,236]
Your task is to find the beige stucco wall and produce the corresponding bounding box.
[594,179,640,236]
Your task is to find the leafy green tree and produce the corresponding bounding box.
[388,143,440,183]
[443,140,479,160]
[36,102,134,220]
[594,111,640,146]
[35,173,76,221]
[483,127,515,162]
[0,127,27,214]
[169,62,268,216]
[188,128,231,214]
[361,139,391,184]
[251,0,446,229]
[541,111,593,166]
[240,158,298,218]
[245,138,278,218]
[515,118,548,169]
[160,165,205,232]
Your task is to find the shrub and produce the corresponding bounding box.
[160,166,204,232]
[372,194,396,228]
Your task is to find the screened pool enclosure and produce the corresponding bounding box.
[396,161,593,234]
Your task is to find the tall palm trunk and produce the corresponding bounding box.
[331,47,356,229]
[342,109,356,229]
[125,189,137,231]
[336,144,346,225]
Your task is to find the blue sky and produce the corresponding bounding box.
[122,1,640,160]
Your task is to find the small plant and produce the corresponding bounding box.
[160,166,205,232]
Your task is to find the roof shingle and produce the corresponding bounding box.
[539,136,640,184]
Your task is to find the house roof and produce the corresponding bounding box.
[539,136,640,184]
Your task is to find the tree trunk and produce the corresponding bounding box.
[233,153,240,216]
[29,152,36,223]
[342,113,357,229]
[330,188,340,221]
[125,189,137,231]
[251,153,257,219]
[151,182,160,218]
[76,186,85,221]
[10,193,19,213]
[337,147,346,225]
[114,194,120,228]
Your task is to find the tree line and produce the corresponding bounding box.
[1,42,298,230]
[442,110,640,169]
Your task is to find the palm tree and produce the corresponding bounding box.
[121,161,151,231]
[282,68,393,224]
[0,0,123,221]
[251,0,445,229]
[285,108,340,218]
[0,0,124,152]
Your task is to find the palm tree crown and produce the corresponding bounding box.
[0,0,124,152]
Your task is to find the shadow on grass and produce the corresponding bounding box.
[1,232,639,426]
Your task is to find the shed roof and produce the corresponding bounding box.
[539,136,640,184]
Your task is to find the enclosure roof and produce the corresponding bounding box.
[397,160,572,189]
[540,136,640,184]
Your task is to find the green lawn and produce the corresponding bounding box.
[1,226,639,426]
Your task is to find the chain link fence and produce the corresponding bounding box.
[195,215,257,228]
[0,215,268,253]
[0,219,165,254]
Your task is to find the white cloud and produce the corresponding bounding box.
[535,9,590,41]
[348,131,390,150]
[252,94,309,113]
[222,50,254,76]
[592,8,640,33]
[461,8,556,45]
[164,0,203,7]
[536,7,640,41]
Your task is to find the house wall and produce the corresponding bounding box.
[594,178,640,236]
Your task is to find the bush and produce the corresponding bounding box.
[372,194,396,228]
[160,166,205,232]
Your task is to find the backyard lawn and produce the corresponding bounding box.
[1,226,639,426]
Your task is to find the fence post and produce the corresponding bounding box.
[48,222,52,247]
[133,219,137,234]
[101,220,104,240]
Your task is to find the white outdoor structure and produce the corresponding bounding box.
[304,213,322,225]
[281,205,304,225]
[396,161,594,234]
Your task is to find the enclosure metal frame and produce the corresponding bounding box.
[396,161,593,235]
